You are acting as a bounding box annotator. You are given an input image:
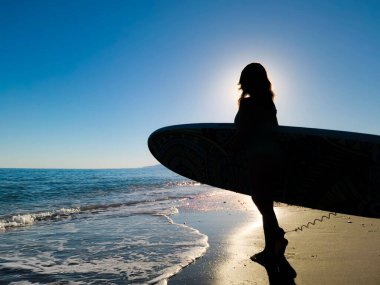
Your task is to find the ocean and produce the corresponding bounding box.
[0,166,215,284]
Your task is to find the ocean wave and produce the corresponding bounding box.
[0,207,81,230]
[0,197,189,231]
[165,181,201,187]
[0,167,212,284]
[147,233,208,284]
[0,205,209,285]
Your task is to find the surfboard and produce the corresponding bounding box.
[148,123,380,218]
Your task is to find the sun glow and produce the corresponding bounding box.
[260,57,299,125]
[205,64,242,121]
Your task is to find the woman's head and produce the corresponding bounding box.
[238,63,274,103]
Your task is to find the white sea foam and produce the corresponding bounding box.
[0,207,81,229]
[147,233,208,284]
[157,206,179,217]
[9,280,83,285]
[0,167,213,284]
[0,209,209,284]
[0,204,151,231]
[165,181,201,187]
[1,235,208,285]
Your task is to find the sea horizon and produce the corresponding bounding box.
[0,164,162,171]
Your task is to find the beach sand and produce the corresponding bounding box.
[170,190,380,285]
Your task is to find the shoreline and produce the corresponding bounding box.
[169,190,380,285]
[169,190,259,284]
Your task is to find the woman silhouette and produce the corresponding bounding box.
[233,63,287,263]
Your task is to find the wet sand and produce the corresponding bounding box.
[170,191,380,285]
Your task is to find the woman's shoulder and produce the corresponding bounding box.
[240,96,276,110]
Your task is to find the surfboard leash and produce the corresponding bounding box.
[285,212,337,233]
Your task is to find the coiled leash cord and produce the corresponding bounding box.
[285,212,337,233]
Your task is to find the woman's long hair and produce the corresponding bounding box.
[238,63,275,105]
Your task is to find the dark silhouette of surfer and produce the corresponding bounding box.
[230,63,290,264]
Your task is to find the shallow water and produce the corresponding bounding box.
[0,166,213,284]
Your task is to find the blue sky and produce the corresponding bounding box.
[0,0,379,168]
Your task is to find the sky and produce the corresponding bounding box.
[0,0,379,169]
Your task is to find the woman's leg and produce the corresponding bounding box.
[249,155,287,260]
[252,194,285,254]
